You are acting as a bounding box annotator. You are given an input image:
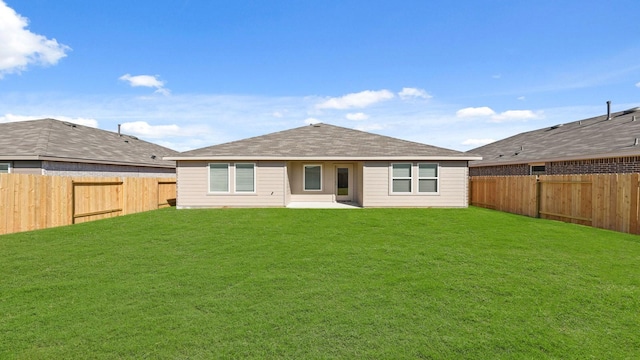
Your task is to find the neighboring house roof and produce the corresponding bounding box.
[167,123,481,161]
[0,119,178,168]
[468,107,640,167]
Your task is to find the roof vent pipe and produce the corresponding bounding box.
[635,138,639,146]
[607,101,612,120]
[633,115,637,122]
[118,124,121,136]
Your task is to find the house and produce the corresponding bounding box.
[165,123,481,208]
[0,119,178,177]
[468,105,640,176]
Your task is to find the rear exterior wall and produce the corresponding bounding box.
[470,156,640,176]
[4,161,43,175]
[469,164,529,176]
[42,161,175,178]
[0,160,174,177]
[548,157,640,174]
[362,160,469,208]
[176,160,286,208]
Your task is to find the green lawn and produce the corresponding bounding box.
[1,207,639,359]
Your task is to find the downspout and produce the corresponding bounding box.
[283,162,287,207]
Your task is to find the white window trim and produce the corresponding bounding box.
[208,163,230,193]
[529,164,546,175]
[235,162,257,194]
[390,163,413,195]
[418,163,440,195]
[0,162,10,174]
[303,164,323,191]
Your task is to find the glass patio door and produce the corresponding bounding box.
[335,165,353,202]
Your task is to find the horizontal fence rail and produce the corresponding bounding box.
[470,174,640,235]
[0,174,176,235]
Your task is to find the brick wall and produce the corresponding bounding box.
[548,156,640,175]
[42,161,175,178]
[469,164,529,176]
[470,156,640,176]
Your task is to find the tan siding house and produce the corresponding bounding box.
[361,161,469,207]
[177,160,286,207]
[167,123,481,208]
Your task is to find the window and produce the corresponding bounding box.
[0,163,9,173]
[418,163,438,193]
[209,163,229,192]
[391,163,440,194]
[235,163,255,193]
[391,163,412,193]
[304,165,322,191]
[530,165,546,175]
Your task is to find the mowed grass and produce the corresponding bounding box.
[1,207,639,359]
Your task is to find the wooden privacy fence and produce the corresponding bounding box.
[470,174,640,235]
[0,174,176,235]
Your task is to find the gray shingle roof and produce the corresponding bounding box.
[172,123,478,160]
[468,107,640,166]
[0,119,178,168]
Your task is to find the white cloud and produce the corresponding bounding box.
[120,121,180,138]
[120,121,212,139]
[636,81,640,88]
[304,117,321,125]
[272,111,283,118]
[119,74,170,95]
[492,74,501,79]
[0,114,33,123]
[456,107,496,118]
[0,91,575,152]
[490,110,541,122]
[119,74,164,88]
[398,87,431,100]
[517,96,526,100]
[316,90,394,109]
[0,113,97,127]
[345,112,369,121]
[456,106,542,122]
[354,123,385,132]
[0,0,70,78]
[462,138,495,146]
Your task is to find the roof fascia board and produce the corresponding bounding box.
[42,157,176,168]
[5,155,176,168]
[0,156,40,161]
[166,156,482,161]
[470,151,640,167]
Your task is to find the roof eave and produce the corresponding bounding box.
[42,156,177,168]
[469,150,640,167]
[0,155,41,161]
[166,155,482,161]
[0,155,176,169]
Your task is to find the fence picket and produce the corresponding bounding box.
[0,174,175,235]
[470,174,640,235]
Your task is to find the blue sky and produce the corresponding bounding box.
[1,0,640,151]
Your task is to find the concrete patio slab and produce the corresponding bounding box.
[286,202,361,209]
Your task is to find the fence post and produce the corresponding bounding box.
[468,177,472,206]
[71,181,75,224]
[535,176,541,218]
